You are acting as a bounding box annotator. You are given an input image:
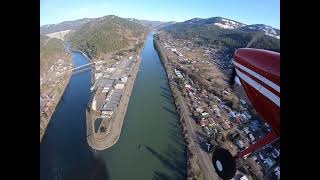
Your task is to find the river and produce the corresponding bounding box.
[40,32,187,180]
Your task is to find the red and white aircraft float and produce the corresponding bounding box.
[212,48,280,179]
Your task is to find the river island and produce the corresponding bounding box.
[86,36,146,150]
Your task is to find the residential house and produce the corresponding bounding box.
[203,126,213,135]
[248,133,256,142]
[264,158,275,168]
[251,120,260,131]
[207,118,216,126]
[200,119,208,127]
[221,105,231,112]
[196,107,204,113]
[223,90,230,96]
[121,76,128,83]
[101,111,113,118]
[229,111,237,118]
[236,140,245,149]
[102,87,109,93]
[92,99,97,111]
[274,166,280,180]
[95,73,103,80]
[106,68,116,73]
[202,112,209,118]
[240,99,247,106]
[222,121,231,130]
[240,175,249,180]
[242,111,252,120]
[171,48,177,52]
[214,96,222,103]
[174,69,184,79]
[114,83,125,90]
[213,107,221,117]
[271,148,280,159]
[243,127,251,134]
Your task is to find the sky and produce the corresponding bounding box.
[40,0,280,29]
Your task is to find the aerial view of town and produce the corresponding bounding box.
[40,1,280,180]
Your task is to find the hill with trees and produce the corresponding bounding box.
[162,17,280,53]
[70,15,148,59]
[40,18,92,35]
[126,18,164,29]
[40,35,69,75]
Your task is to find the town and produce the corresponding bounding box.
[155,32,280,180]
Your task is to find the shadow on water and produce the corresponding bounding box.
[160,94,174,104]
[146,107,188,180]
[168,129,187,149]
[41,137,110,180]
[63,154,110,180]
[160,75,168,81]
[160,90,173,99]
[87,157,110,180]
[145,145,187,180]
[160,86,171,93]
[152,171,172,180]
[162,106,179,120]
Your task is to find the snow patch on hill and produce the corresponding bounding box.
[46,30,71,41]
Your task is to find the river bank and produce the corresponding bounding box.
[41,32,187,180]
[40,56,73,142]
[153,34,200,179]
[153,34,220,180]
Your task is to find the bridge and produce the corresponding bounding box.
[41,60,113,84]
[71,62,94,73]
[41,62,94,83]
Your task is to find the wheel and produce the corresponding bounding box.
[212,148,237,180]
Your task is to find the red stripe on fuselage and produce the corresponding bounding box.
[239,79,280,135]
[234,48,280,87]
[235,67,280,97]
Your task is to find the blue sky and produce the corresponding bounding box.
[41,0,280,29]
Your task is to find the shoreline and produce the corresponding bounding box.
[153,34,195,176]
[153,35,219,180]
[40,57,73,142]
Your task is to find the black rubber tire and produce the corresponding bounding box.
[212,148,237,180]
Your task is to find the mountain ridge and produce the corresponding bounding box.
[170,17,280,39]
[69,15,148,59]
[40,18,93,35]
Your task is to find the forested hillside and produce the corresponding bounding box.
[40,35,69,75]
[162,17,280,53]
[40,18,92,35]
[70,15,148,59]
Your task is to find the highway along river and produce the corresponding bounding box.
[40,32,187,180]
